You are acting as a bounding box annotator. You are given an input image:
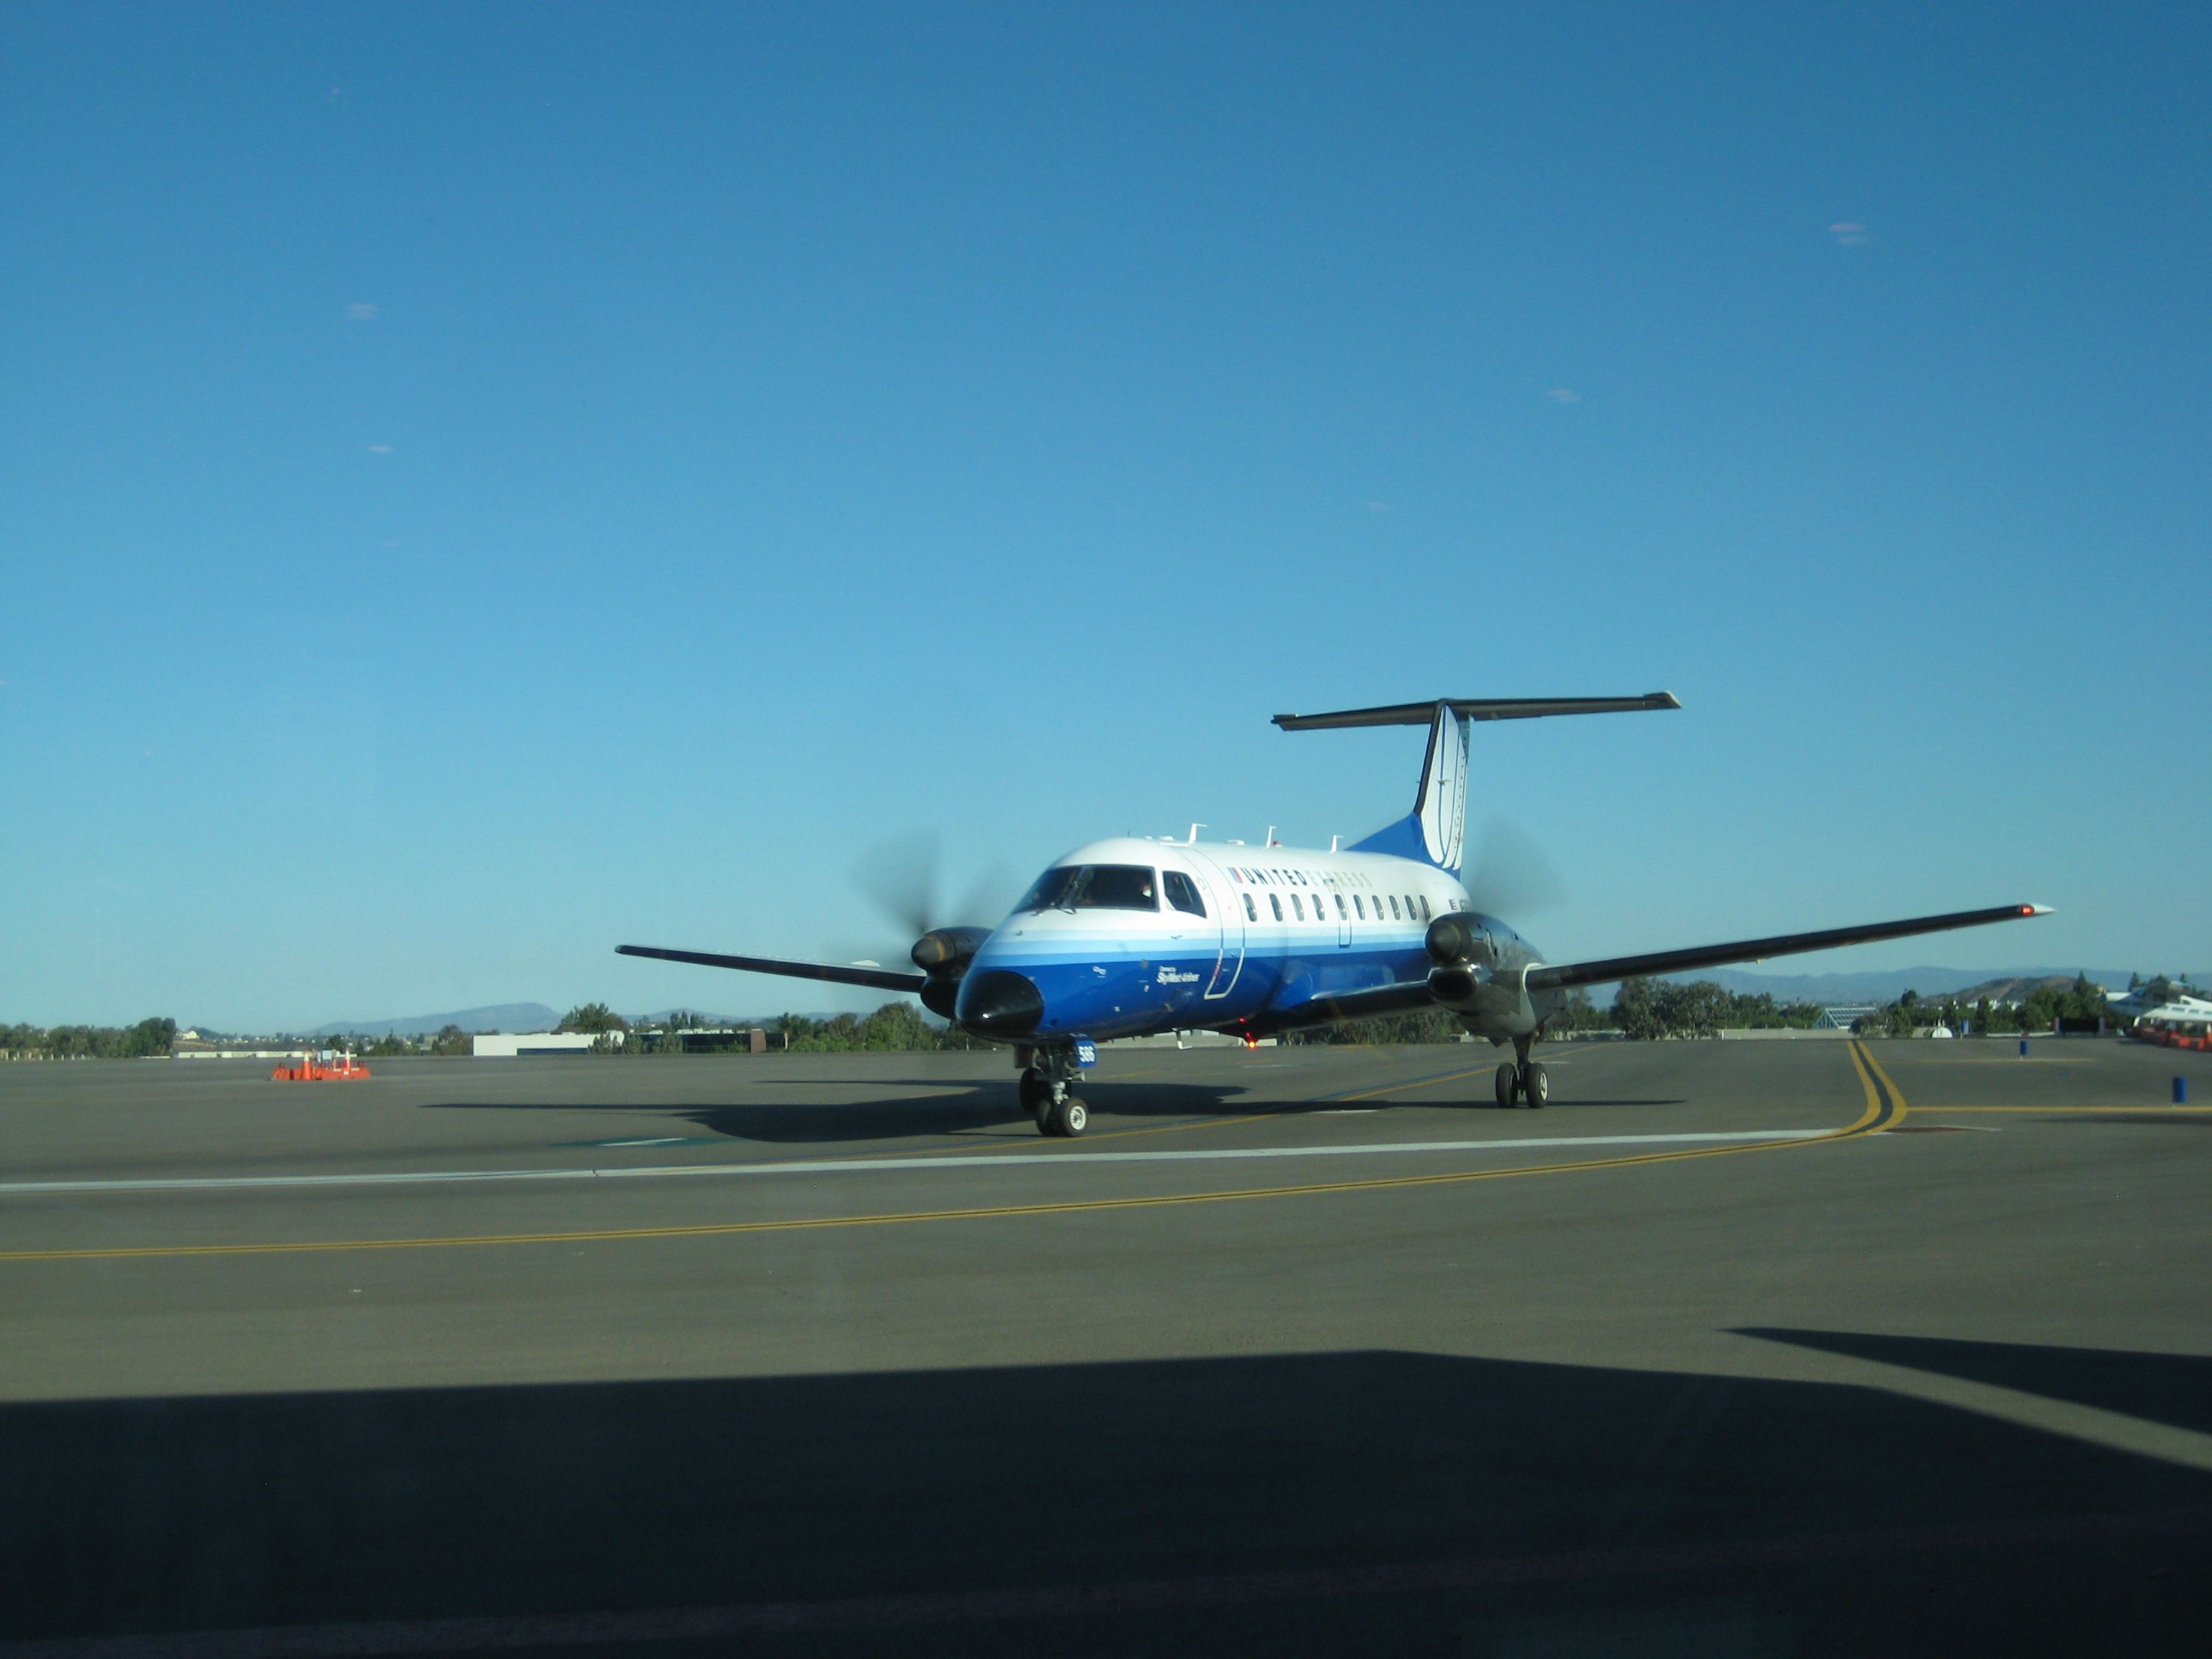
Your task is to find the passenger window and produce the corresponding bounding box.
[1353,894,1364,919]
[1388,895,1401,920]
[1335,894,1347,919]
[1419,895,1431,921]
[1269,893,1283,922]
[1163,871,1206,917]
[1242,893,1257,922]
[1292,894,1305,920]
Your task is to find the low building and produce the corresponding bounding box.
[472,1032,601,1058]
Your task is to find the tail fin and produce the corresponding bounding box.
[1272,693,1680,877]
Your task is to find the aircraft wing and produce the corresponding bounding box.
[616,944,927,993]
[1245,979,1441,1035]
[1524,903,2050,994]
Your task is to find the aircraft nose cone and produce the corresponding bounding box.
[957,969,1043,1038]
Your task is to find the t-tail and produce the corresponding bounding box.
[1272,693,1683,876]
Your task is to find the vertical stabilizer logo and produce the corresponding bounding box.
[1419,705,1469,870]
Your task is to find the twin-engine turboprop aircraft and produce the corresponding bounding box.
[621,697,2047,1136]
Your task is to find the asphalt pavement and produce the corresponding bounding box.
[0,1036,2206,1655]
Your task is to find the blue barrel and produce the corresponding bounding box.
[2177,1076,2189,1105]
[2018,1038,2028,1057]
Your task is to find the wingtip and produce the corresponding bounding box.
[2021,904,2054,917]
[1649,691,1683,709]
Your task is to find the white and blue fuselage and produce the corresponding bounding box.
[954,835,1539,1045]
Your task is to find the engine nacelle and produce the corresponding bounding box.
[911,927,991,975]
[1425,912,1490,968]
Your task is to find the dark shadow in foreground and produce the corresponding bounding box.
[3,1349,2208,1657]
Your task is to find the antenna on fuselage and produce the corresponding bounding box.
[1186,823,1205,845]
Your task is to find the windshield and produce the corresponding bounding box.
[1015,863,1159,912]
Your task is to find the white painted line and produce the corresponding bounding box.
[0,1131,1825,1198]
[598,1137,688,1147]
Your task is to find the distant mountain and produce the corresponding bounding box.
[1931,975,2096,1006]
[1647,967,2138,1006]
[313,1003,562,1038]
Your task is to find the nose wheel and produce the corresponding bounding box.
[1044,1094,1089,1136]
[1020,1060,1090,1137]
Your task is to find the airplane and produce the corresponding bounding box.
[620,696,2049,1137]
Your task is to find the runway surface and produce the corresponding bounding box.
[1,1037,2207,1655]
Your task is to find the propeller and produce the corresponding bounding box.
[1462,819,1569,922]
[831,832,1022,1012]
[852,830,940,942]
[851,831,1016,942]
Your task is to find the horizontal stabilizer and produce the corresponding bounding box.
[1274,693,1680,731]
[1525,903,2051,994]
[616,944,927,994]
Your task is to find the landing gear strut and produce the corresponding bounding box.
[1020,1053,1089,1138]
[1496,1038,1547,1109]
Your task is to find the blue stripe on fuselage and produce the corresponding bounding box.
[974,926,1439,1041]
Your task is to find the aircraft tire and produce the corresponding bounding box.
[1494,1063,1519,1109]
[1524,1063,1549,1109]
[1052,1096,1089,1137]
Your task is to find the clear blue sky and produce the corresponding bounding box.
[3,3,2205,1028]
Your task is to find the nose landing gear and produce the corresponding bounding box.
[1019,1055,1090,1137]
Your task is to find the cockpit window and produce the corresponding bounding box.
[1163,871,1206,917]
[1016,863,1159,912]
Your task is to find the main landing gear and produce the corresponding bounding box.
[1019,1055,1089,1138]
[1494,1038,1547,1110]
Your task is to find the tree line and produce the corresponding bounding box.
[1849,976,2109,1038]
[2,1018,179,1059]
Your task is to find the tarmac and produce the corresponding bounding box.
[0,1036,2207,1655]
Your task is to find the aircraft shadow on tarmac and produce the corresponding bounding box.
[2,1343,2206,1658]
[423,1081,1257,1143]
[419,1079,1688,1146]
